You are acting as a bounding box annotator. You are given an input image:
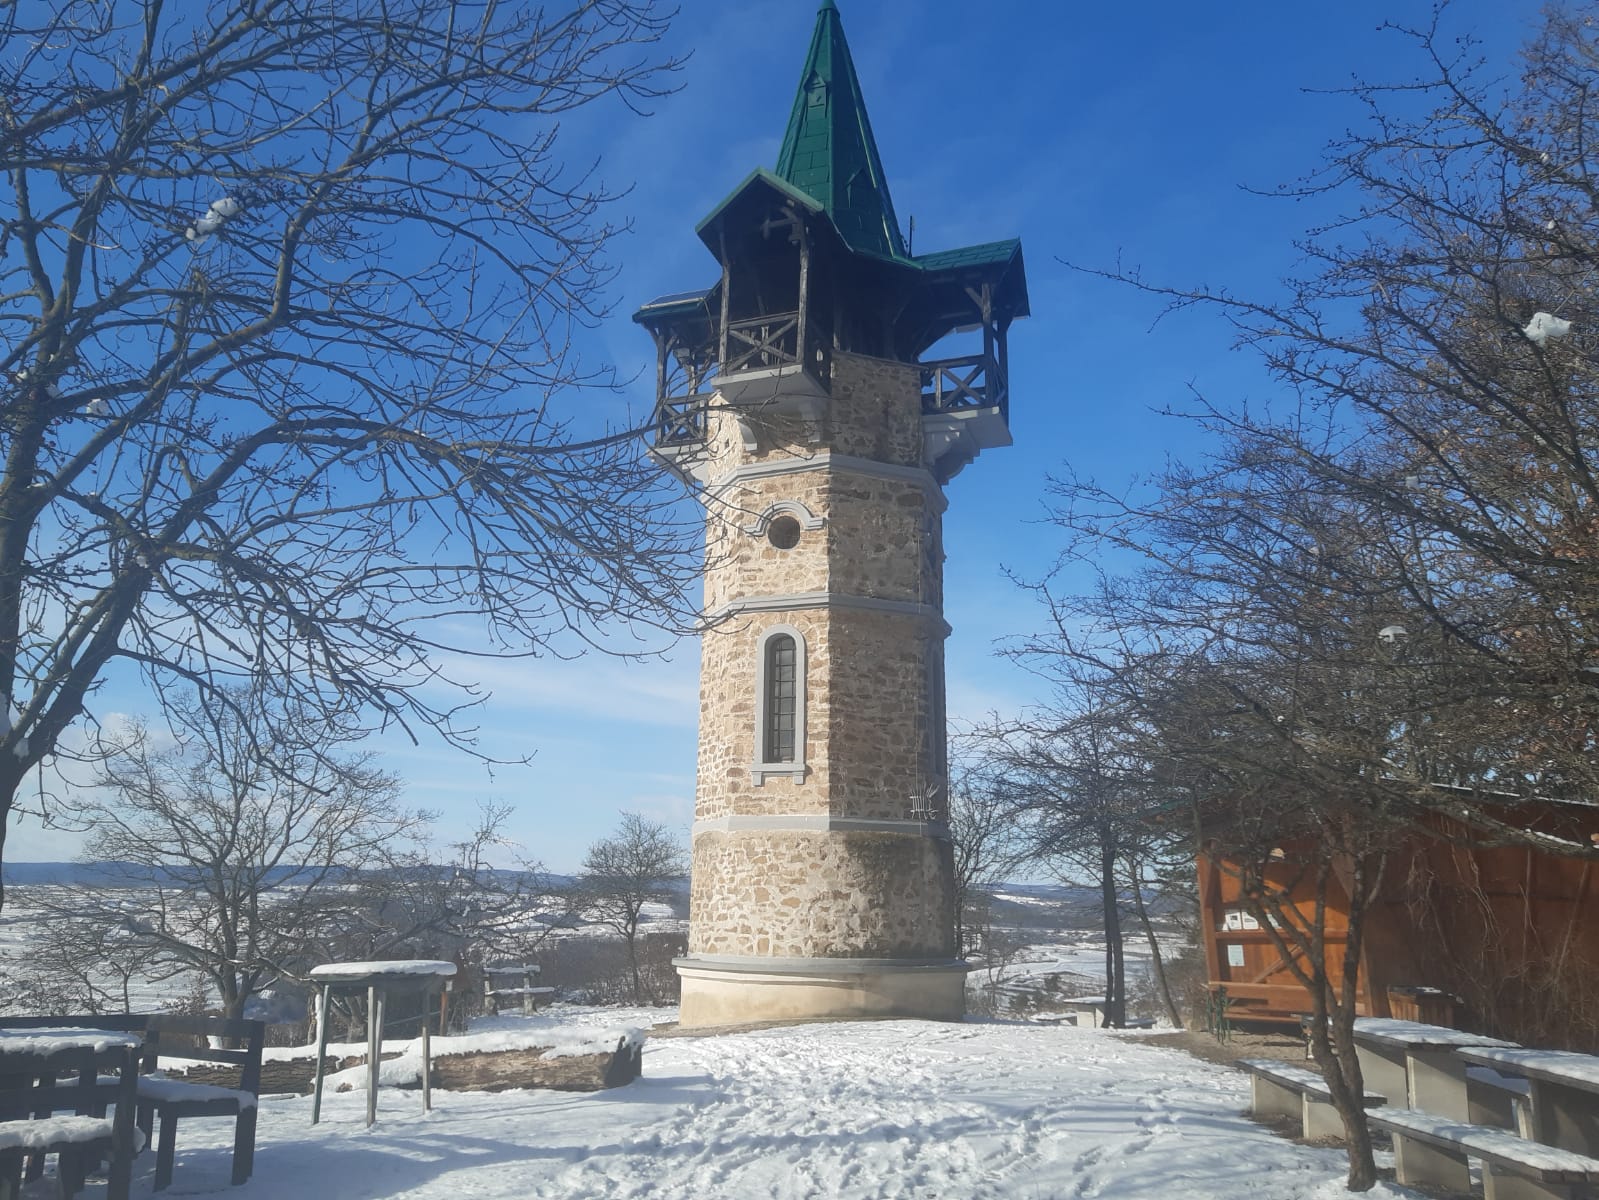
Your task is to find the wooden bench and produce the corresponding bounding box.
[1059,997,1107,1028]
[0,1014,263,1191]
[135,1015,264,1191]
[1368,1108,1599,1200]
[484,964,556,1015]
[0,1032,142,1200]
[1238,1059,1384,1141]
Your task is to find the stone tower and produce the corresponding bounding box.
[636,0,1028,1027]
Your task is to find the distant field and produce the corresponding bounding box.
[0,872,1185,1021]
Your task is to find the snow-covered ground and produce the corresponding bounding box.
[55,1010,1417,1200]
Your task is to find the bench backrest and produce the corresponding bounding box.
[0,1014,265,1097]
[143,1015,265,1096]
[0,1040,141,1124]
[485,964,539,986]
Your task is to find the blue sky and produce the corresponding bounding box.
[6,0,1546,870]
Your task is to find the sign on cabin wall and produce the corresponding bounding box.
[1226,944,1246,968]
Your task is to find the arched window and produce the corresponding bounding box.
[764,634,798,763]
[752,625,807,784]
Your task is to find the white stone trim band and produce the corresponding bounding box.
[706,591,952,637]
[676,955,969,977]
[692,814,952,838]
[707,451,949,514]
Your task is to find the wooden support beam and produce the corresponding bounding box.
[718,231,731,370]
[795,217,810,372]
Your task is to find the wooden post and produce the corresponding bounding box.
[310,985,332,1125]
[365,985,383,1128]
[718,231,731,369]
[795,214,810,373]
[654,333,669,421]
[420,988,433,1115]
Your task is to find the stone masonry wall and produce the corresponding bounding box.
[824,608,936,821]
[825,353,924,467]
[703,471,830,615]
[695,606,831,820]
[687,345,957,972]
[821,472,928,602]
[703,469,932,613]
[688,829,954,958]
[699,351,923,475]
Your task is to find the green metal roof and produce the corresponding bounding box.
[632,287,713,326]
[667,3,1030,341]
[774,0,906,260]
[913,239,1021,273]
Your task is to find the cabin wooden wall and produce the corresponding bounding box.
[1197,848,1377,1024]
[1198,803,1599,1049]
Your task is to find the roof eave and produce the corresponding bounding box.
[694,168,825,249]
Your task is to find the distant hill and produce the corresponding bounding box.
[984,881,1189,929]
[1,862,149,887]
[1,862,585,889]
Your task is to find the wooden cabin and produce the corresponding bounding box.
[1198,797,1599,1050]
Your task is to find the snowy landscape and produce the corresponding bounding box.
[5,1005,1409,1200]
[1,876,1409,1199]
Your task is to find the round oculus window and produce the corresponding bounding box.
[766,515,802,550]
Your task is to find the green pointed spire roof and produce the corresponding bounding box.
[775,0,906,260]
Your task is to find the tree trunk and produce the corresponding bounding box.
[1100,837,1126,1028]
[625,930,642,1004]
[1308,996,1378,1190]
[1127,861,1183,1028]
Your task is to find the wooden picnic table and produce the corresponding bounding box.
[308,960,457,1128]
[1458,1046,1599,1157]
[1351,1017,1517,1121]
[0,1027,144,1200]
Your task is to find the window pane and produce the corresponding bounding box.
[764,635,797,763]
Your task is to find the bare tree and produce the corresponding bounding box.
[1018,11,1599,1185]
[64,695,428,1020]
[1069,5,1599,848]
[1118,835,1193,1031]
[945,748,1025,962]
[0,0,700,902]
[0,902,151,1015]
[580,811,686,1004]
[330,799,576,973]
[985,702,1162,1031]
[1031,454,1441,1188]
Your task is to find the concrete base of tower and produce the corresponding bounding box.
[674,955,968,1027]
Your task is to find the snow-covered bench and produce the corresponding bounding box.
[1368,1107,1599,1200]
[0,1028,143,1200]
[134,1014,264,1191]
[1466,1064,1535,1136]
[1059,997,1106,1028]
[1,1013,263,1191]
[0,1115,126,1200]
[484,964,556,1015]
[1237,1059,1385,1141]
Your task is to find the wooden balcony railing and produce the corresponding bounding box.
[920,353,1008,422]
[653,393,710,447]
[721,312,832,388]
[724,312,800,374]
